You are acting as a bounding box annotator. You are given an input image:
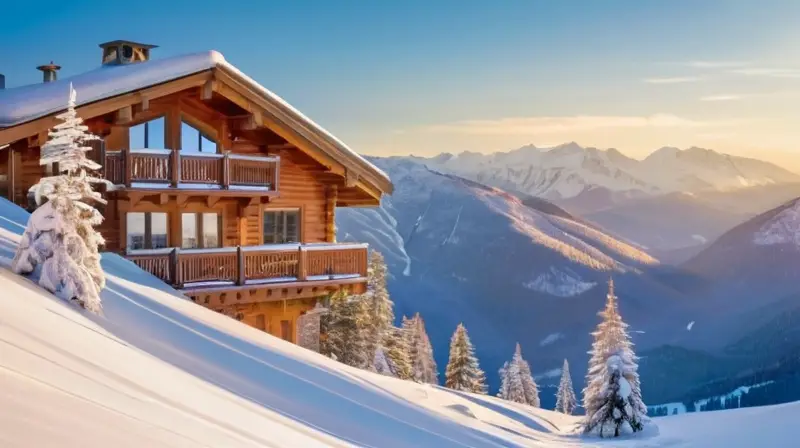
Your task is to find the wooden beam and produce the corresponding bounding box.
[141,96,150,111]
[176,194,189,207]
[325,185,337,242]
[344,169,359,188]
[116,106,133,124]
[207,196,221,207]
[200,80,214,100]
[157,193,169,205]
[128,192,146,208]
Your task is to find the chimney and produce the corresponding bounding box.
[0,74,4,90]
[37,62,61,83]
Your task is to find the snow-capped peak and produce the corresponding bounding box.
[753,198,800,247]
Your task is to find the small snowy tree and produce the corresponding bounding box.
[582,279,648,437]
[11,84,106,313]
[403,313,439,384]
[497,343,539,406]
[444,323,487,393]
[555,359,577,414]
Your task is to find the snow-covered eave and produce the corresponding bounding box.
[0,50,393,196]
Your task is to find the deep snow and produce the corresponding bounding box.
[0,196,797,447]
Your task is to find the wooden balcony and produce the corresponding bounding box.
[104,149,279,193]
[126,243,368,294]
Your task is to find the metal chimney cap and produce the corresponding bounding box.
[36,61,61,72]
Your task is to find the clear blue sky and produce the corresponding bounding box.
[2,0,799,166]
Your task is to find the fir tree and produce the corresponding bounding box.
[444,323,487,394]
[383,326,413,380]
[12,84,107,313]
[515,344,541,407]
[555,359,577,414]
[497,344,539,406]
[321,290,371,368]
[403,313,438,384]
[582,279,648,438]
[364,251,394,371]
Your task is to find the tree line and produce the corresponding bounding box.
[320,251,649,438]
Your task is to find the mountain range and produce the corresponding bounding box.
[336,147,800,407]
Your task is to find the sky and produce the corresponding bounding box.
[2,0,800,168]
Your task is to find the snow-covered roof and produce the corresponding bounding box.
[0,51,391,190]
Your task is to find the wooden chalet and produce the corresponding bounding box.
[0,41,392,346]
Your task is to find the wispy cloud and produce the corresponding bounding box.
[686,61,749,69]
[644,76,703,84]
[700,94,745,102]
[729,68,800,78]
[419,114,744,136]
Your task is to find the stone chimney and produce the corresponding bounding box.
[0,74,5,90]
[37,62,61,83]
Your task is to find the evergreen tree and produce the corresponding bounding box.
[497,344,540,406]
[444,323,487,393]
[582,279,648,438]
[515,344,541,407]
[403,313,438,384]
[383,326,413,380]
[555,359,577,414]
[12,84,106,313]
[320,290,371,368]
[363,251,394,370]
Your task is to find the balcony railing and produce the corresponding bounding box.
[105,149,279,191]
[126,243,369,290]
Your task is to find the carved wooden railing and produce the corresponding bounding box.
[126,243,368,289]
[105,149,279,190]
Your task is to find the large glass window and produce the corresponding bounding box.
[181,121,216,153]
[263,210,300,244]
[126,212,168,250]
[129,117,165,149]
[182,212,221,249]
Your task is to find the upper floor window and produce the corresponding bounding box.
[127,212,168,250]
[181,212,221,249]
[263,209,300,244]
[181,121,216,153]
[129,117,165,149]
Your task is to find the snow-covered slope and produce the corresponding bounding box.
[3,197,800,446]
[423,143,799,202]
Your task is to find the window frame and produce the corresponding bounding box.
[126,211,169,250]
[129,115,166,149]
[262,208,301,245]
[181,211,222,249]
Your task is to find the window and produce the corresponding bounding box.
[182,212,221,249]
[126,212,168,250]
[129,117,165,149]
[263,210,300,244]
[181,121,216,153]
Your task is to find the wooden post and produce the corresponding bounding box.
[7,147,15,202]
[170,149,180,187]
[325,185,338,242]
[122,148,132,187]
[222,151,230,188]
[273,157,280,193]
[171,247,182,287]
[297,247,307,281]
[236,246,245,286]
[237,205,249,246]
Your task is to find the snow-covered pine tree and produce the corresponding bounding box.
[513,344,540,407]
[12,84,107,313]
[498,355,526,403]
[444,323,487,393]
[382,326,413,380]
[320,290,371,368]
[555,359,577,414]
[363,251,395,371]
[582,279,648,438]
[403,313,439,384]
